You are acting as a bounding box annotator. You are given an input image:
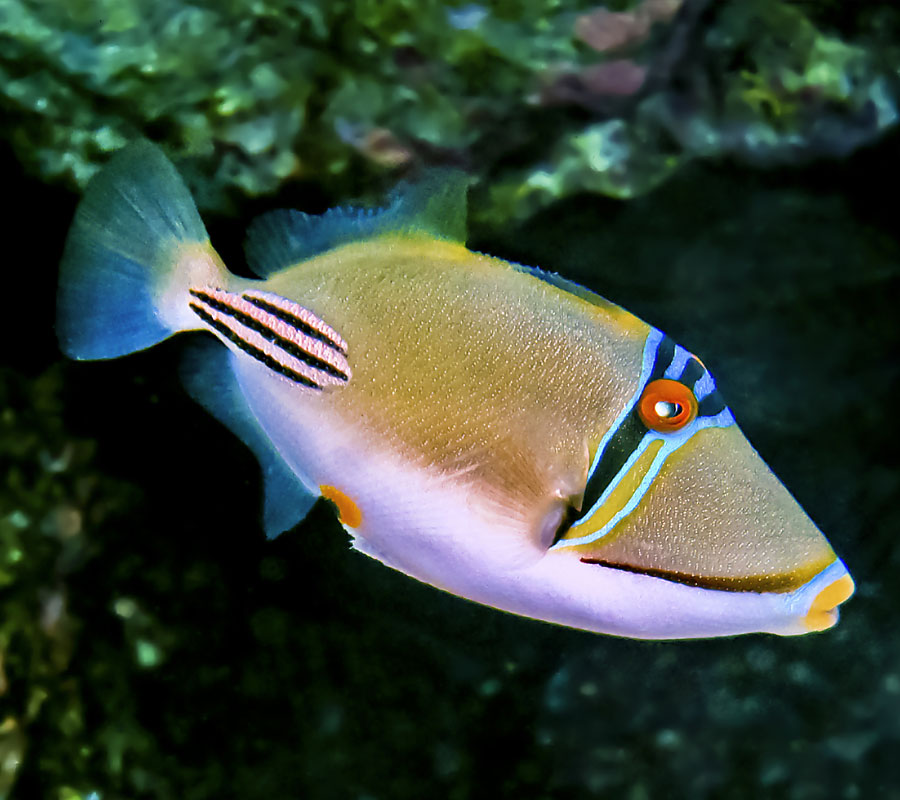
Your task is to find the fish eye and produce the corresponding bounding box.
[637,378,697,433]
[654,400,680,418]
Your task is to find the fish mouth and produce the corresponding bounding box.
[801,568,855,632]
[572,554,855,637]
[764,558,855,635]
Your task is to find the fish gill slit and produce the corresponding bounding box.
[188,303,323,390]
[189,290,348,382]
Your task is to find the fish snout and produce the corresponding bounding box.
[554,424,855,637]
[783,562,855,635]
[574,427,842,590]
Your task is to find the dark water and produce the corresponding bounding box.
[2,129,899,799]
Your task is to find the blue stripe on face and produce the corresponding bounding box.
[553,330,736,551]
[693,369,717,401]
[664,344,692,380]
[583,327,664,484]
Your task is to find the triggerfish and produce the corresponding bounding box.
[57,142,854,639]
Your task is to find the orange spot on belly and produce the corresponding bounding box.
[320,485,363,528]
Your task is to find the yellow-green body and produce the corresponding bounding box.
[57,142,854,639]
[264,237,646,527]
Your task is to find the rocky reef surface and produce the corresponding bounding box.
[2,2,899,798]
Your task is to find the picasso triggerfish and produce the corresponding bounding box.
[57,142,854,639]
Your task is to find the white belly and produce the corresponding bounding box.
[232,356,837,640]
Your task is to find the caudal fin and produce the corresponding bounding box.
[57,141,226,360]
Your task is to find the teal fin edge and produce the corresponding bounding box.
[180,339,317,538]
[57,140,209,360]
[244,168,469,277]
[511,262,620,311]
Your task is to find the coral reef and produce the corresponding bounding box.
[5,150,900,799]
[1,0,897,221]
[2,1,899,797]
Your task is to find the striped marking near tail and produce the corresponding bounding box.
[188,288,350,390]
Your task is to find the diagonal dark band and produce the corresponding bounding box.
[576,335,677,522]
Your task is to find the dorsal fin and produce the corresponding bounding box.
[180,338,317,538]
[512,262,620,311]
[244,168,469,278]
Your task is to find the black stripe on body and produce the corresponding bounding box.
[697,390,726,417]
[574,336,731,528]
[244,294,346,354]
[648,336,676,382]
[189,291,348,381]
[189,304,322,390]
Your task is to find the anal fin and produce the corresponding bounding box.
[181,338,317,538]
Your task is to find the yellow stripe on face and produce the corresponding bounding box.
[566,427,840,593]
[320,485,363,528]
[563,439,664,543]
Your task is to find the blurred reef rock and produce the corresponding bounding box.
[0,368,143,799]
[1,0,898,221]
[3,2,900,798]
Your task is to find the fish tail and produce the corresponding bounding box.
[57,141,228,360]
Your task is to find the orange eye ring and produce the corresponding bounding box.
[637,379,698,433]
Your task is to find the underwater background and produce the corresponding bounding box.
[1,0,899,797]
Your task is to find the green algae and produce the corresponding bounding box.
[3,2,900,797]
[0,367,164,799]
[1,0,896,222]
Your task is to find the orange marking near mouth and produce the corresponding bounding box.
[320,485,363,528]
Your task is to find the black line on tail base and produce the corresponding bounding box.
[189,304,322,390]
[244,294,346,354]
[189,290,348,381]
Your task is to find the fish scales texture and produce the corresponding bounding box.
[590,429,836,591]
[56,142,854,640]
[263,239,644,509]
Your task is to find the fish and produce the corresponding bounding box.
[56,141,854,639]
